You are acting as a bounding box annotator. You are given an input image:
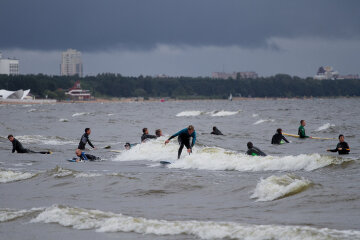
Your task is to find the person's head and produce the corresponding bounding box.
[213,126,217,131]
[75,149,82,156]
[187,125,195,134]
[300,120,306,126]
[7,134,14,142]
[277,128,282,134]
[339,134,345,142]
[124,143,131,150]
[155,129,162,137]
[247,142,253,149]
[85,128,91,135]
[143,128,148,134]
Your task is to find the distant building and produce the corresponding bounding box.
[314,66,359,80]
[0,52,19,75]
[65,81,92,100]
[60,49,83,77]
[212,71,258,79]
[0,89,30,100]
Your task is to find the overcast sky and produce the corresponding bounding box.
[1,0,359,77]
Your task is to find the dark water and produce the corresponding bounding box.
[0,99,359,240]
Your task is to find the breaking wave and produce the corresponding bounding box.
[0,208,42,222]
[59,118,69,122]
[29,205,360,239]
[251,174,313,201]
[176,110,240,117]
[253,119,275,125]
[316,123,336,132]
[49,166,102,178]
[16,135,75,145]
[72,112,91,117]
[0,169,37,183]
[114,140,349,172]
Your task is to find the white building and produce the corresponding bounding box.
[0,89,30,100]
[60,49,83,77]
[0,52,19,75]
[314,66,339,80]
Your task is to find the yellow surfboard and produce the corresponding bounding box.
[283,133,335,140]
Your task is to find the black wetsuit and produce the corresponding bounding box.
[78,133,94,150]
[329,142,350,155]
[168,128,197,159]
[246,146,267,156]
[11,138,50,154]
[211,128,224,135]
[271,133,289,144]
[141,134,157,142]
[79,152,100,161]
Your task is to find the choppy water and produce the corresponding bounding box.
[0,99,359,240]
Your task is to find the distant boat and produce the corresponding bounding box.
[228,93,232,101]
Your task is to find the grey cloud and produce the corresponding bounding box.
[1,0,359,51]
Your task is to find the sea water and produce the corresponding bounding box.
[0,98,359,240]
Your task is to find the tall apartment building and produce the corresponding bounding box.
[0,52,19,75]
[60,49,83,77]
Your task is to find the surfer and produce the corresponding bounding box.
[8,135,51,154]
[246,142,267,156]
[327,134,350,155]
[298,120,312,138]
[211,126,224,135]
[165,125,196,159]
[124,142,138,150]
[78,128,95,150]
[75,149,100,161]
[271,128,289,144]
[141,128,157,142]
[155,129,163,137]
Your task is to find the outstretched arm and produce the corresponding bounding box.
[87,139,95,148]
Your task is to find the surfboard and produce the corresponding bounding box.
[283,133,335,140]
[160,161,171,165]
[67,159,84,162]
[110,150,122,153]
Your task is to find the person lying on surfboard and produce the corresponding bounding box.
[298,120,312,138]
[246,142,267,156]
[8,135,52,154]
[165,125,196,159]
[271,128,289,144]
[327,134,350,155]
[74,149,100,162]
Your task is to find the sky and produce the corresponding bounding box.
[0,0,359,77]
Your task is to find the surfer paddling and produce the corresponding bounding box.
[78,128,95,150]
[298,120,312,138]
[74,149,100,162]
[8,135,51,154]
[327,134,350,155]
[165,125,197,159]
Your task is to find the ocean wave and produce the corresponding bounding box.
[316,123,335,132]
[114,140,348,172]
[49,166,102,178]
[209,110,240,117]
[176,110,240,117]
[252,113,259,117]
[72,112,91,117]
[27,108,37,112]
[30,205,360,239]
[59,118,69,122]
[176,111,204,117]
[16,135,75,145]
[251,174,313,201]
[253,119,275,125]
[0,169,37,183]
[0,208,43,222]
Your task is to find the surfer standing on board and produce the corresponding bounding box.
[327,134,350,155]
[165,125,196,159]
[298,120,312,138]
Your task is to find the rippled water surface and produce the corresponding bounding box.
[0,99,359,240]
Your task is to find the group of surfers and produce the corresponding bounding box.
[7,119,350,161]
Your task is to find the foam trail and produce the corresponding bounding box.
[253,119,274,125]
[72,112,90,117]
[0,169,37,183]
[210,110,240,117]
[114,140,348,172]
[251,174,312,201]
[30,205,360,239]
[59,118,69,122]
[176,111,204,117]
[316,123,335,131]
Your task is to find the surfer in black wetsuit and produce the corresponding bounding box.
[211,126,224,135]
[271,128,289,144]
[246,142,266,156]
[78,128,95,150]
[141,128,157,142]
[8,135,51,154]
[155,129,163,137]
[327,134,350,155]
[74,149,100,162]
[165,125,196,159]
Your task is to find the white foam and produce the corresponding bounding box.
[31,205,360,239]
[253,119,274,125]
[316,123,335,132]
[16,135,75,145]
[210,110,240,117]
[0,169,37,183]
[75,173,102,178]
[251,174,312,201]
[59,118,69,122]
[114,141,344,172]
[27,108,37,112]
[252,113,259,117]
[72,112,90,117]
[176,111,204,117]
[0,208,42,222]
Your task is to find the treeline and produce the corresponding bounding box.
[1,73,360,100]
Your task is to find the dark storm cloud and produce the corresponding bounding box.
[1,0,359,51]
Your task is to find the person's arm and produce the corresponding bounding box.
[12,141,16,153]
[191,131,197,147]
[147,134,157,139]
[271,135,275,144]
[343,142,350,153]
[282,135,289,143]
[168,129,186,141]
[87,138,95,148]
[81,152,88,160]
[299,127,309,138]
